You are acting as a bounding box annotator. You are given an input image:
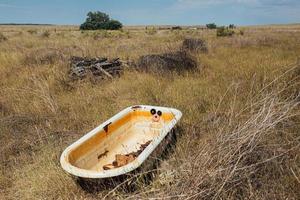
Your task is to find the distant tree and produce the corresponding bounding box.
[80,11,122,30]
[206,23,217,29]
[229,24,236,29]
[171,26,182,30]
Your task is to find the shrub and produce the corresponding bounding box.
[206,23,217,29]
[137,51,197,72]
[171,26,182,30]
[80,11,122,30]
[217,26,235,37]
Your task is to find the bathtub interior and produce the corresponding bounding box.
[67,108,175,172]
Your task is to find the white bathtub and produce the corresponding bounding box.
[60,105,182,179]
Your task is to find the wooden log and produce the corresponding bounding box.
[94,63,113,78]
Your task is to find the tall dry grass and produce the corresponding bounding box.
[0,25,299,199]
[101,67,300,199]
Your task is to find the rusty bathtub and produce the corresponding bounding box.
[60,105,182,180]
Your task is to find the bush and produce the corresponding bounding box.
[206,23,217,29]
[137,51,197,73]
[80,11,122,30]
[217,26,235,37]
[171,26,182,30]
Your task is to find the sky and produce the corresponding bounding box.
[0,0,300,26]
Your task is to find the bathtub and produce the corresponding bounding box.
[60,105,182,179]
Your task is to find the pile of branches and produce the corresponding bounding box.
[70,56,122,79]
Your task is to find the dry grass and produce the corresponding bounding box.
[0,25,299,199]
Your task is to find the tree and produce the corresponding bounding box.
[206,23,217,29]
[80,11,122,30]
[229,24,236,29]
[86,11,109,24]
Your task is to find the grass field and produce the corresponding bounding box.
[0,24,300,199]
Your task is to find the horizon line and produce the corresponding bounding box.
[0,22,299,27]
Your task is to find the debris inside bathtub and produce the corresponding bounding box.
[103,140,152,170]
[97,149,109,159]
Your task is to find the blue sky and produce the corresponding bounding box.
[0,0,300,25]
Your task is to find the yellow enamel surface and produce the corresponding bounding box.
[68,110,174,168]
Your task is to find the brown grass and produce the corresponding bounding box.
[0,25,299,199]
